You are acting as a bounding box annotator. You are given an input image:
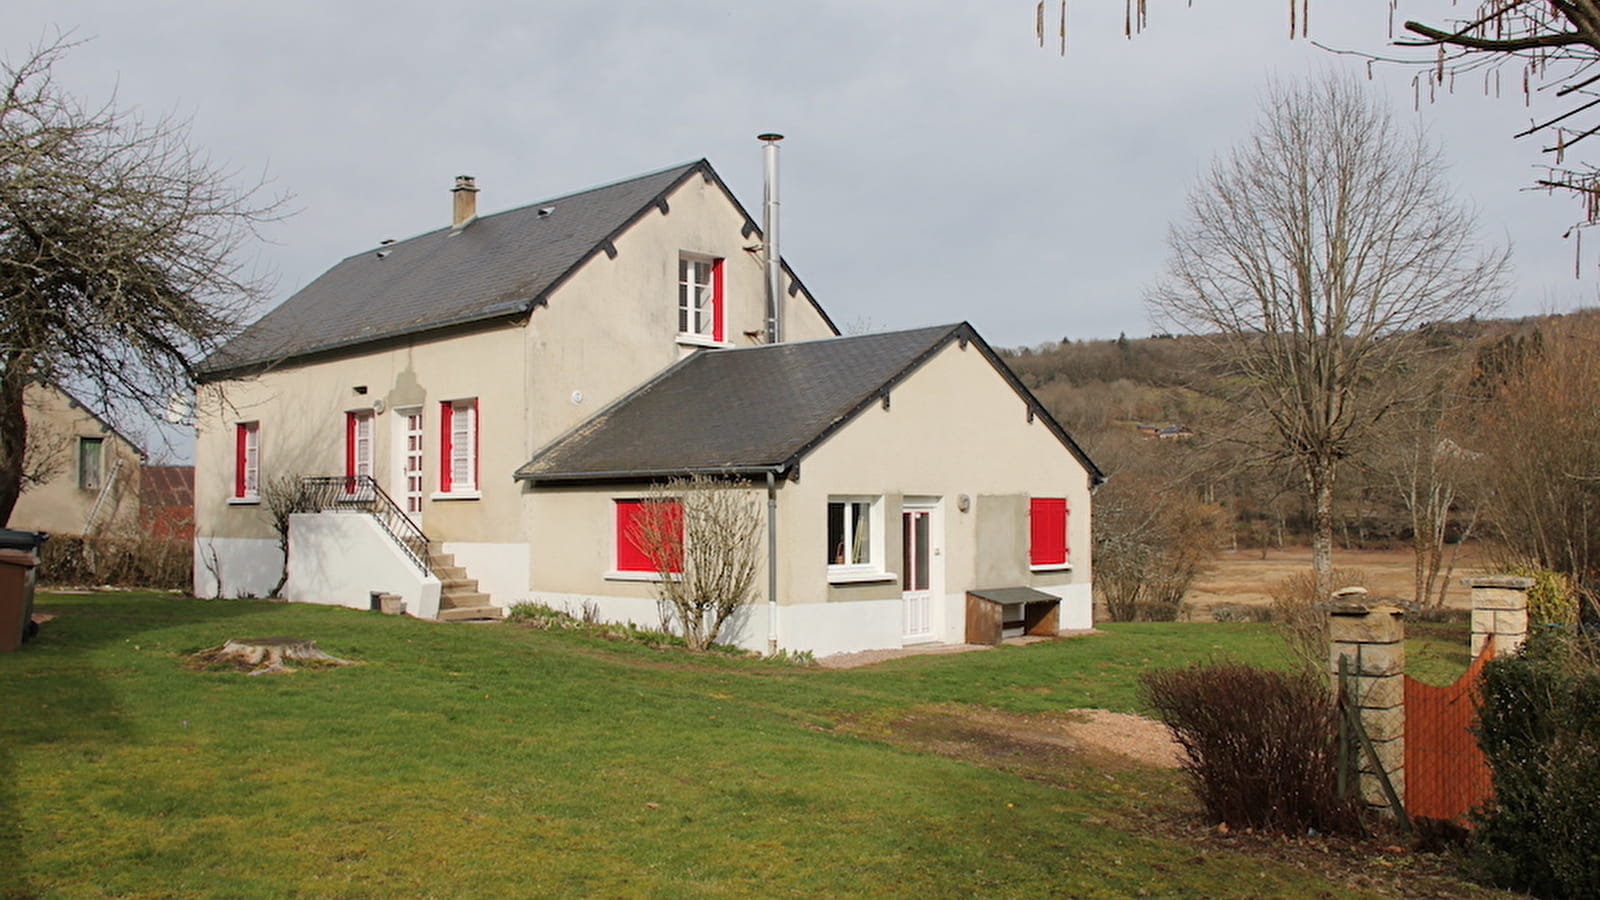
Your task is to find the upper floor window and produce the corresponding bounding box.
[438,399,478,496]
[1029,497,1069,569]
[234,422,260,501]
[346,410,373,492]
[678,254,724,343]
[78,437,104,490]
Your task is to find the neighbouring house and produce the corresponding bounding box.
[192,158,1101,655]
[8,381,144,536]
[140,466,195,542]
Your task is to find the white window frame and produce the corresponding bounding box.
[827,495,893,583]
[230,421,260,505]
[677,253,723,344]
[432,398,480,500]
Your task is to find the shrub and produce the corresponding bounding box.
[1270,567,1368,674]
[37,533,191,589]
[1140,662,1362,835]
[1470,637,1600,899]
[1503,565,1579,630]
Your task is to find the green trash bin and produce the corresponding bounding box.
[0,529,48,651]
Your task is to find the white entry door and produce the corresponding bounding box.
[902,507,935,641]
[394,408,425,526]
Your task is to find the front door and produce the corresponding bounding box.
[902,507,934,641]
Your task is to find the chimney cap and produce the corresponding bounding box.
[453,175,478,192]
[757,132,784,142]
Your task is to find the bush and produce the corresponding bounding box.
[1470,636,1600,898]
[37,533,191,589]
[1140,662,1362,835]
[1503,565,1579,630]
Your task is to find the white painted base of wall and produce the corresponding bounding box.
[441,541,529,608]
[1036,582,1094,630]
[192,537,282,599]
[285,512,442,618]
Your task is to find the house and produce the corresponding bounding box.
[192,158,1101,655]
[140,466,195,542]
[8,381,144,536]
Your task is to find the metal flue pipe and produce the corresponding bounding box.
[758,133,783,344]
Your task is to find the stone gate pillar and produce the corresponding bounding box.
[1328,594,1406,816]
[1466,575,1533,657]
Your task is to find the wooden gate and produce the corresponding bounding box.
[1403,638,1495,822]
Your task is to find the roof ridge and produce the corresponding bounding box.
[331,160,708,261]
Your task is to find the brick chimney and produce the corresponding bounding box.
[451,175,478,231]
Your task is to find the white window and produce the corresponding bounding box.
[678,254,724,342]
[437,399,478,497]
[827,496,887,582]
[234,422,259,501]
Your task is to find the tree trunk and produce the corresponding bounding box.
[0,375,28,527]
[1307,461,1336,598]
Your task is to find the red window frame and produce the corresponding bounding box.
[1029,497,1069,568]
[615,498,683,574]
[439,399,478,494]
[234,422,259,499]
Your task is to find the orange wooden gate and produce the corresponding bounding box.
[1403,639,1495,822]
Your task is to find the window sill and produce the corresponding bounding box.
[827,569,899,585]
[1030,563,1072,573]
[676,334,730,350]
[227,497,260,506]
[430,490,482,501]
[605,570,680,583]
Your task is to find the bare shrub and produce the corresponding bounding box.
[628,474,762,652]
[1270,568,1368,674]
[38,532,191,589]
[1141,662,1363,835]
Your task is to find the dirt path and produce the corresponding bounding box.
[1182,545,1493,620]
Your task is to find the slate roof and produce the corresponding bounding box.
[200,160,829,376]
[515,323,1102,484]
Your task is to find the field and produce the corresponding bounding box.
[1182,545,1493,620]
[0,590,1507,899]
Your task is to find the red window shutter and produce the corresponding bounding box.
[234,424,246,498]
[345,412,357,490]
[471,400,479,491]
[711,258,725,342]
[439,401,453,493]
[1030,497,1068,567]
[616,498,683,573]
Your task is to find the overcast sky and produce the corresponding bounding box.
[7,1,1595,356]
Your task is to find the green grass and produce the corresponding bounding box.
[0,593,1486,899]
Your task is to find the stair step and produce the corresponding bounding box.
[440,591,492,608]
[437,605,503,622]
[440,577,480,592]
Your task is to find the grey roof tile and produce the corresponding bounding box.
[200,161,707,375]
[516,323,1102,483]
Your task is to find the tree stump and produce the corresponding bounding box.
[196,636,352,675]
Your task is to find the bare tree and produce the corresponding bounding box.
[0,37,282,525]
[261,473,309,598]
[1469,311,1600,602]
[628,474,763,652]
[1148,73,1507,593]
[1048,2,1600,225]
[1375,388,1481,608]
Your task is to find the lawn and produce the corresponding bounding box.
[1,593,1492,899]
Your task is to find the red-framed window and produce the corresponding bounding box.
[345,410,373,491]
[439,399,478,494]
[615,498,683,574]
[678,255,725,342]
[234,422,259,499]
[1029,497,1069,568]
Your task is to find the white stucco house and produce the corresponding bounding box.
[192,158,1101,655]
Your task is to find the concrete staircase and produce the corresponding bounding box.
[429,544,502,622]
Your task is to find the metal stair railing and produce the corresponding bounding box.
[299,475,431,575]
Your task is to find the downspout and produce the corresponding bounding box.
[766,469,779,656]
[758,133,784,344]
